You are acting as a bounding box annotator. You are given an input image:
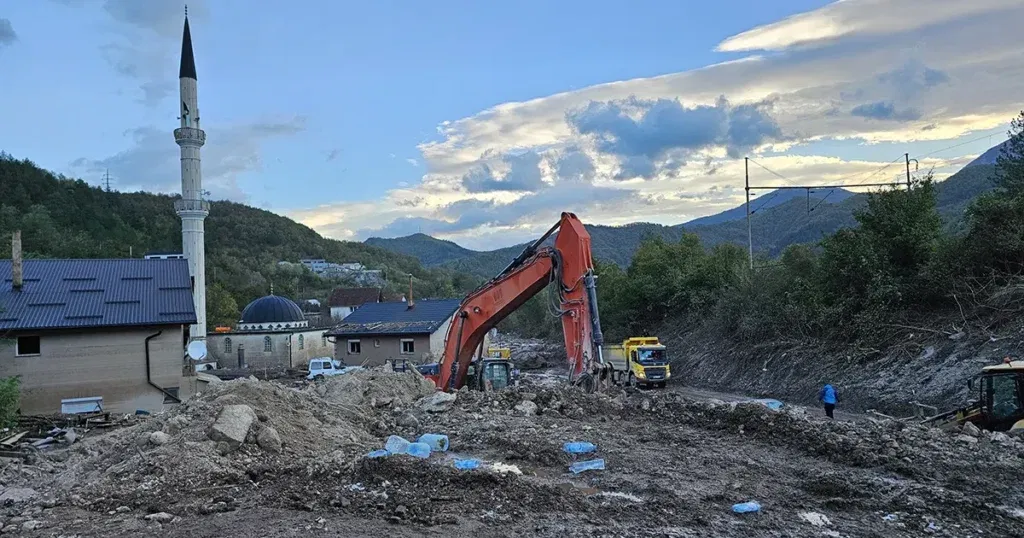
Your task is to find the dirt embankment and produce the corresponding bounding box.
[658,310,1024,415]
[0,368,1022,537]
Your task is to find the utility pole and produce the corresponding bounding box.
[103,169,112,192]
[905,153,911,190]
[745,157,753,271]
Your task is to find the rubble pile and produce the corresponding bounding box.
[494,336,564,371]
[310,368,437,409]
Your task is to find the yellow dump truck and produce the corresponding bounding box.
[602,337,670,388]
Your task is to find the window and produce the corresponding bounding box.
[298,335,304,350]
[348,340,361,354]
[16,336,40,356]
[401,339,415,355]
[224,338,232,354]
[322,335,327,347]
[163,387,179,404]
[989,374,1022,420]
[264,336,272,352]
[374,338,381,348]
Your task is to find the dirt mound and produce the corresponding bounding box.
[48,377,381,514]
[311,368,437,409]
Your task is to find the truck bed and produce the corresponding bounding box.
[601,345,628,372]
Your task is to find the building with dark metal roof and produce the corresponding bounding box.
[327,287,385,321]
[1,251,198,416]
[325,298,481,367]
[0,259,197,331]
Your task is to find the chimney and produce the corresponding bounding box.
[11,231,23,291]
[407,274,415,309]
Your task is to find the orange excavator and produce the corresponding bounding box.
[434,212,605,392]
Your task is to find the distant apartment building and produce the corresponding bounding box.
[280,258,385,286]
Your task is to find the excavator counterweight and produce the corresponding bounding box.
[435,212,604,392]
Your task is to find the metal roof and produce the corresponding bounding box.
[326,299,461,337]
[0,259,197,331]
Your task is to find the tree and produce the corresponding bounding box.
[996,111,1024,195]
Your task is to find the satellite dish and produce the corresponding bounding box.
[187,340,208,361]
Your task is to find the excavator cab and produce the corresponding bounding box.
[464,358,513,391]
[971,361,1024,431]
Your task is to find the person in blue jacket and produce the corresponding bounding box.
[818,384,839,419]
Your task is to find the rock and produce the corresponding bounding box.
[956,434,978,445]
[62,428,78,444]
[520,392,537,401]
[962,422,981,437]
[255,409,269,422]
[395,505,409,519]
[419,392,457,413]
[0,488,38,504]
[22,520,44,531]
[256,427,282,453]
[991,432,1013,444]
[396,413,420,429]
[641,399,652,412]
[144,512,176,524]
[149,431,171,446]
[514,401,538,417]
[116,506,131,513]
[207,405,257,449]
[216,442,231,456]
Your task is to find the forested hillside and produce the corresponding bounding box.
[0,153,474,329]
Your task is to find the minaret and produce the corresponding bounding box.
[174,8,208,342]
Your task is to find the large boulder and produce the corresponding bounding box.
[418,391,457,413]
[257,427,283,453]
[208,405,257,449]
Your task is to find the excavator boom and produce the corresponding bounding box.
[437,212,604,391]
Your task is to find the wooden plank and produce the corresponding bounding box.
[0,432,27,446]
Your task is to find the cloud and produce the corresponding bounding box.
[567,96,785,178]
[74,0,210,107]
[325,149,343,162]
[0,18,16,48]
[406,158,419,167]
[850,101,922,122]
[293,0,1024,247]
[70,116,306,201]
[462,150,546,193]
[715,0,1020,52]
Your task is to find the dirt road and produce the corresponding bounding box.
[1,372,1022,537]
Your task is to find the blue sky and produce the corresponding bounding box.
[0,0,1020,250]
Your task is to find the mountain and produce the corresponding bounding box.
[367,161,1000,278]
[0,153,468,329]
[684,187,855,228]
[966,139,1009,167]
[364,233,476,266]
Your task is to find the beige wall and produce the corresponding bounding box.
[332,315,490,368]
[0,326,189,416]
[206,329,332,370]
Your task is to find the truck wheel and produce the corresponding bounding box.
[657,382,666,389]
[627,373,636,388]
[314,375,324,381]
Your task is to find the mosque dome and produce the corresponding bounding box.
[238,294,308,331]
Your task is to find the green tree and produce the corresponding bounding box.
[207,282,241,330]
[995,111,1024,195]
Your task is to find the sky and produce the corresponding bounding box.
[0,0,1021,251]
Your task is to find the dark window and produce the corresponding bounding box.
[401,339,415,354]
[163,387,180,404]
[349,340,361,354]
[322,335,327,346]
[298,335,304,350]
[224,338,232,354]
[264,336,272,352]
[16,336,41,356]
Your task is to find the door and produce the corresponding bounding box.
[987,373,1024,431]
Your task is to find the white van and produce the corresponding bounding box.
[306,359,361,380]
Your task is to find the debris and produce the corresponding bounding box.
[384,435,411,455]
[563,441,597,454]
[0,432,26,447]
[962,422,981,437]
[396,413,420,429]
[990,432,1013,444]
[955,434,979,445]
[405,442,431,459]
[418,392,457,413]
[732,501,761,514]
[144,512,176,524]
[256,427,282,453]
[148,431,170,446]
[489,462,522,475]
[22,520,45,531]
[568,458,605,474]
[207,404,257,449]
[799,512,832,527]
[883,514,898,521]
[416,433,449,452]
[754,399,784,411]
[366,449,389,459]
[514,400,538,416]
[454,459,480,470]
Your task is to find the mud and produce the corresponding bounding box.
[1,371,1022,537]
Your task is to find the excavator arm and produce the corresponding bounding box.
[437,212,605,391]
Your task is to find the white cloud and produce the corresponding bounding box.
[0,18,17,49]
[71,117,307,201]
[294,0,1024,249]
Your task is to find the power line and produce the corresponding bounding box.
[747,158,793,184]
[919,131,1000,159]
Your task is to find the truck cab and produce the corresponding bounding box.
[603,337,671,388]
[464,357,513,391]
